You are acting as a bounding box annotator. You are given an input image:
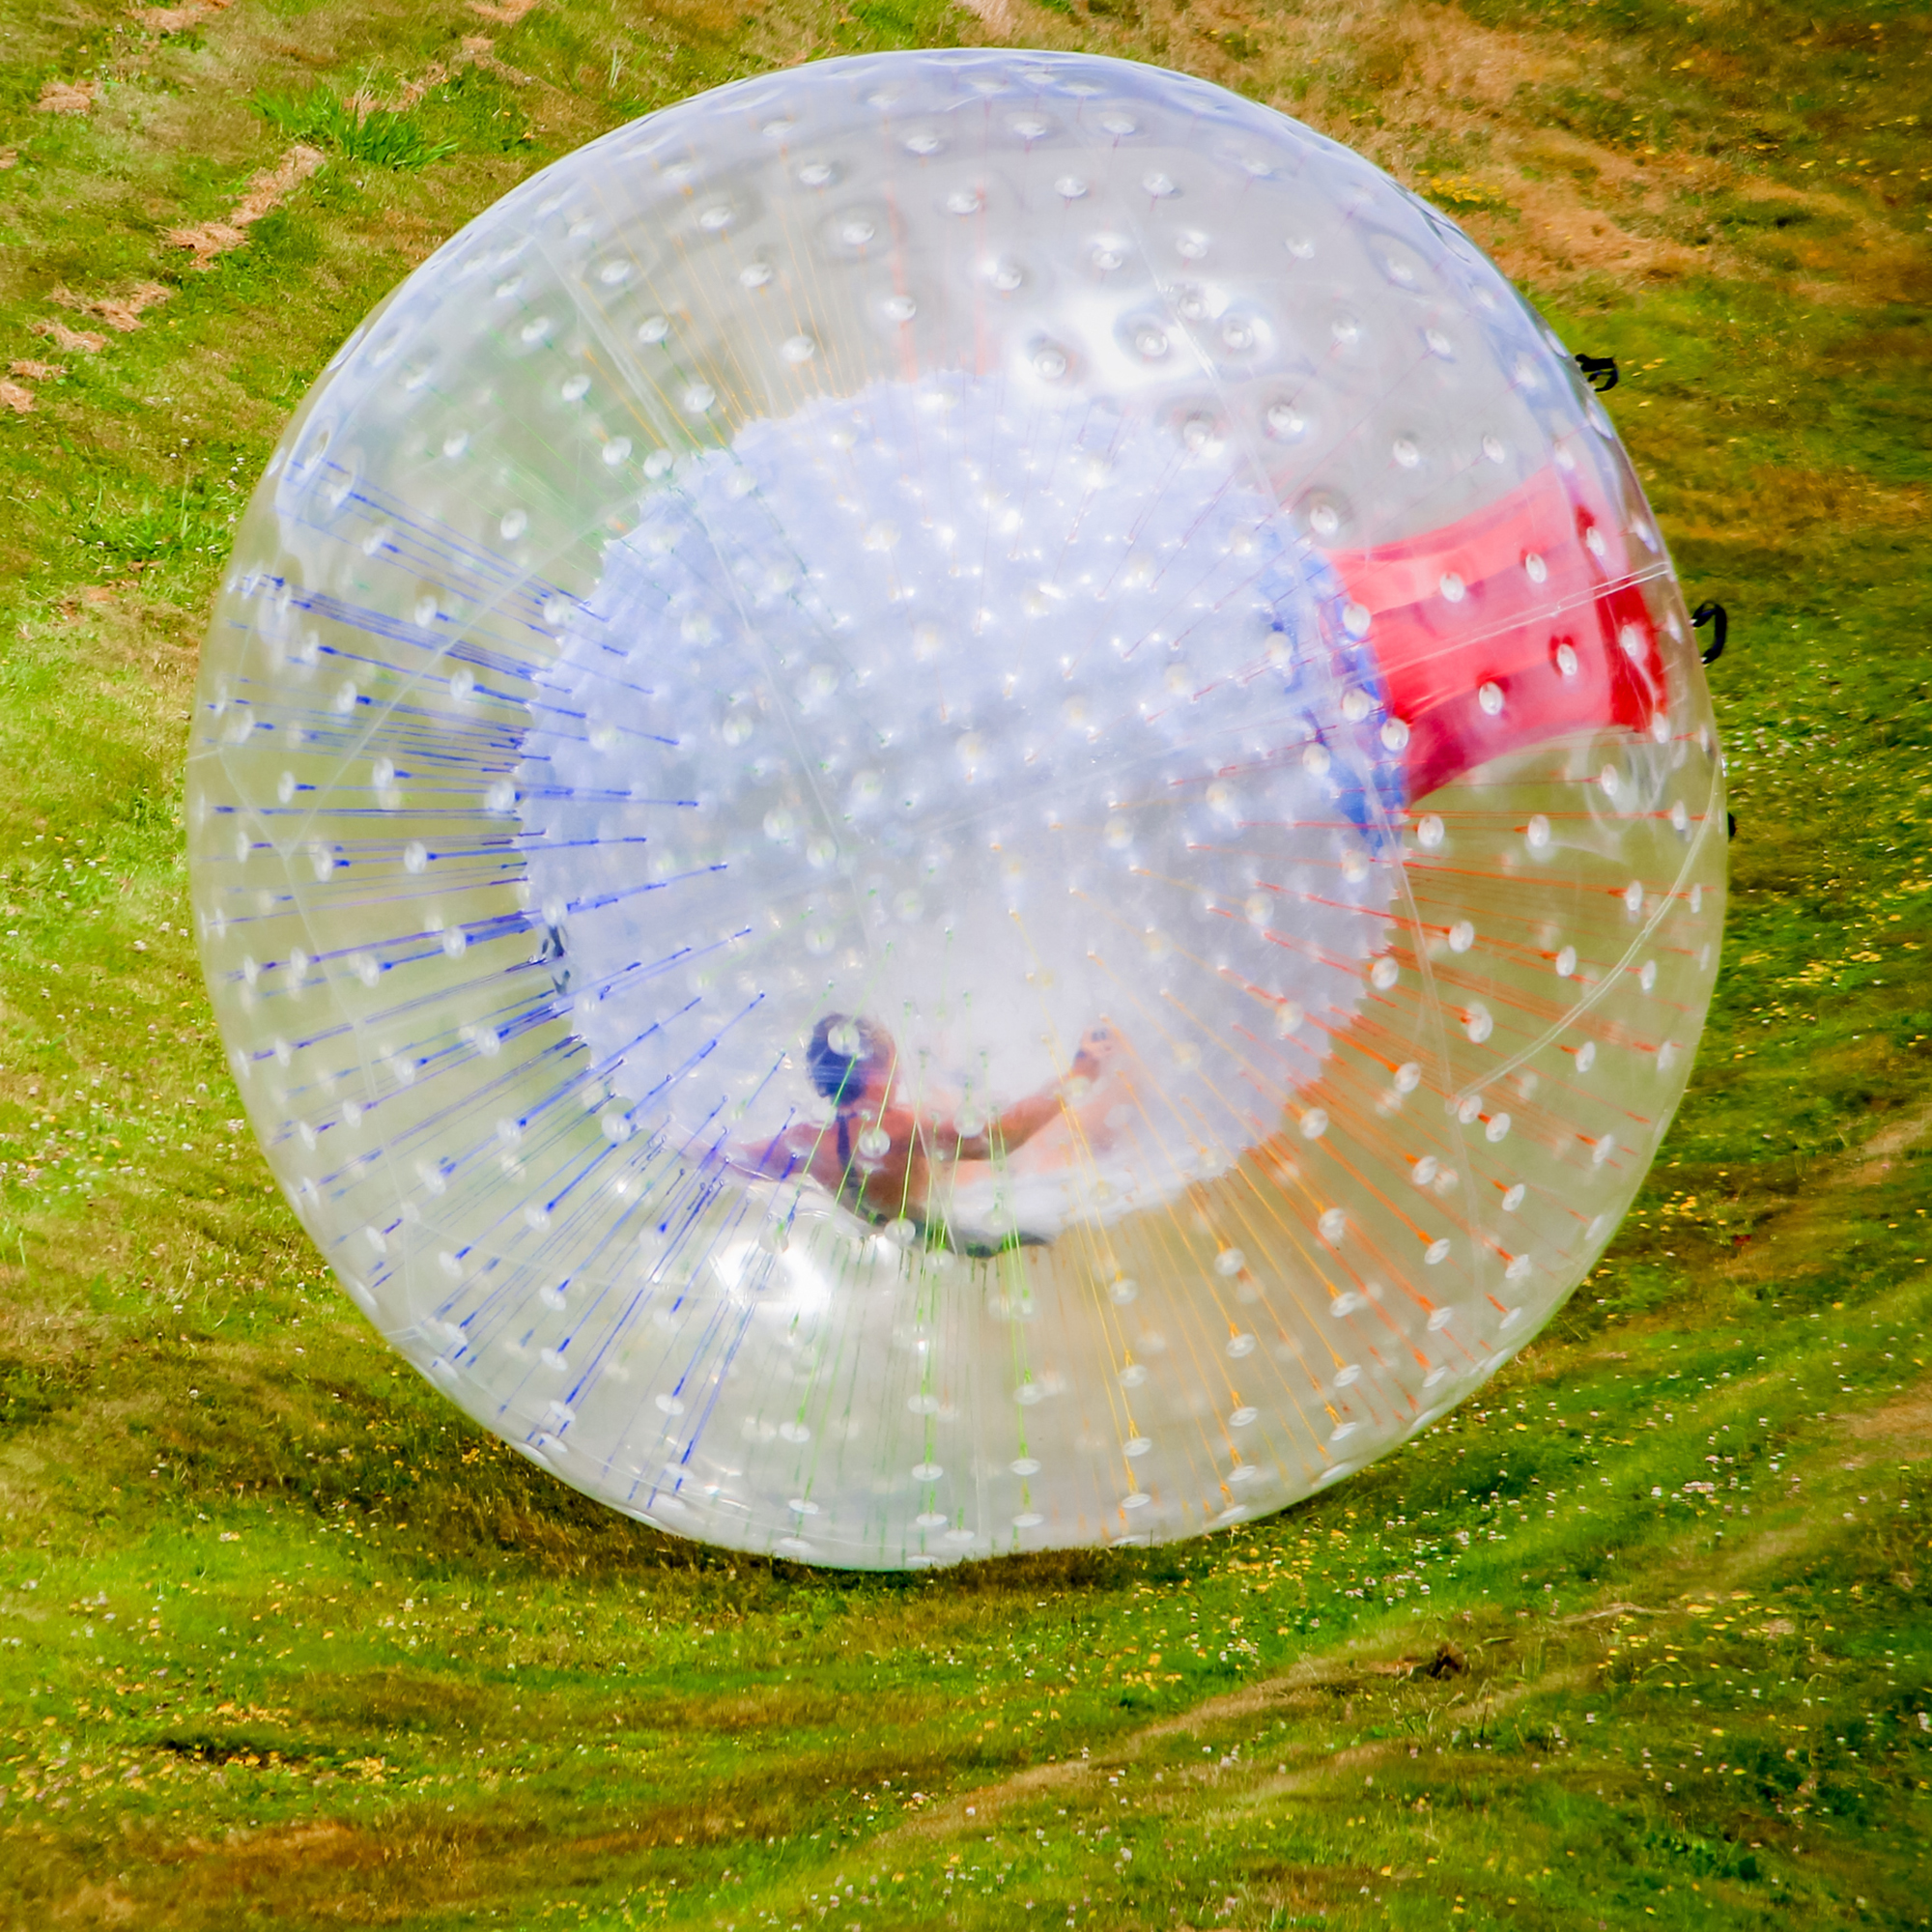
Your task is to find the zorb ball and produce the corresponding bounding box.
[191,49,1725,1569]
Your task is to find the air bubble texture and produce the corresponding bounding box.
[192,49,1725,1570]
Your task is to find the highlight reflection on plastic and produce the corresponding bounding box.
[192,49,1725,1569]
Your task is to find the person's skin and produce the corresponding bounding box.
[728,1021,1120,1236]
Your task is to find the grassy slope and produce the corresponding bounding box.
[0,0,1927,1925]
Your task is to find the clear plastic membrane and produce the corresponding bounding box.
[192,49,1725,1569]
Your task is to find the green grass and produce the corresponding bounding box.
[0,0,1928,1926]
[254,88,458,171]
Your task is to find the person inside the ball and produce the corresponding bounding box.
[726,1013,1119,1251]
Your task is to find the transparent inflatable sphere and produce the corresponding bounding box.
[191,50,1725,1569]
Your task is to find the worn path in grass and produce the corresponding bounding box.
[0,0,1928,1927]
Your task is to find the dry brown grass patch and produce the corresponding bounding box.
[35,78,99,116]
[133,0,234,32]
[962,0,1019,34]
[1743,467,1932,543]
[1263,6,1726,288]
[166,145,325,267]
[29,318,107,354]
[1385,1,1571,115]
[52,282,174,333]
[1846,1380,1932,1455]
[350,34,531,116]
[1224,0,1915,300]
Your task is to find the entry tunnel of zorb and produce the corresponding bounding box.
[190,49,1725,1569]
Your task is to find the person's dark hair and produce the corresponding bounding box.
[805,1013,886,1104]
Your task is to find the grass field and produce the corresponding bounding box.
[0,0,1929,1925]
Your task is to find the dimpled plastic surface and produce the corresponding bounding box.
[191,49,1725,1569]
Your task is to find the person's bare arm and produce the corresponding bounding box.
[936,1025,1119,1161]
[723,1122,817,1183]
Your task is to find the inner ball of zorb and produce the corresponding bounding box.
[192,50,1725,1568]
